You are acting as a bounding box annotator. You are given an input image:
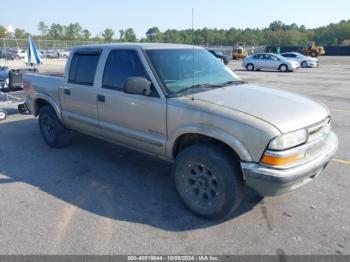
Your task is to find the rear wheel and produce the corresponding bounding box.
[173,144,245,219]
[246,63,254,71]
[279,64,289,72]
[39,105,71,148]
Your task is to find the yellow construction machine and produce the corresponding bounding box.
[302,42,325,57]
[232,44,248,59]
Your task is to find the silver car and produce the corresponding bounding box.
[281,52,319,68]
[243,53,300,72]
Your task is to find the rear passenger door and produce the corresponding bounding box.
[97,48,167,155]
[254,54,265,69]
[59,50,101,135]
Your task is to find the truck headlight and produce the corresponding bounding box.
[268,129,307,151]
[260,129,308,167]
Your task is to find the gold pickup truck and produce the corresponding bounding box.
[23,43,338,219]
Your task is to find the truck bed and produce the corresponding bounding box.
[23,73,64,114]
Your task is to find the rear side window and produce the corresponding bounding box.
[254,54,264,59]
[102,49,150,91]
[264,54,272,60]
[68,53,100,86]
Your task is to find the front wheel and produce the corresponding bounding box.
[301,61,308,68]
[173,144,245,219]
[0,110,7,121]
[39,105,71,148]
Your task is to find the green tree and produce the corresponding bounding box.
[102,28,114,41]
[15,28,28,39]
[48,23,64,39]
[118,29,125,41]
[146,27,161,41]
[124,28,137,42]
[82,29,91,40]
[9,19,350,46]
[269,21,285,31]
[0,25,6,38]
[65,23,82,40]
[38,21,49,36]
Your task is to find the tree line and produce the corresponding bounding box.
[1,20,350,46]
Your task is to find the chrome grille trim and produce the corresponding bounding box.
[307,117,331,143]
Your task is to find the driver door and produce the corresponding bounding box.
[264,54,280,70]
[97,48,167,155]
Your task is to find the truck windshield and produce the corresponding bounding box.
[146,49,240,95]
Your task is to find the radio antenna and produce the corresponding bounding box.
[191,7,195,101]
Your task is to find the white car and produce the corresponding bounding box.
[243,53,300,72]
[17,49,26,59]
[281,52,319,68]
[59,50,71,58]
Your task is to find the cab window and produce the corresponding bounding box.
[102,49,157,96]
[68,52,100,86]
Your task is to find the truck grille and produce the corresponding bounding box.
[307,117,331,143]
[302,117,332,161]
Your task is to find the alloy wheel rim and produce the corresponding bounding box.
[42,115,55,139]
[184,163,219,206]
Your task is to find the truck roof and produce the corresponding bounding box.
[73,43,204,51]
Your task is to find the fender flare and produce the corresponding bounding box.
[167,124,253,161]
[33,93,62,121]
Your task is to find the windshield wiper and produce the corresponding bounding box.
[175,83,220,95]
[216,80,247,86]
[173,81,247,97]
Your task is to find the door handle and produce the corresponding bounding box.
[97,94,105,103]
[64,89,71,95]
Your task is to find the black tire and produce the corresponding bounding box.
[310,50,318,57]
[246,63,254,71]
[301,61,308,68]
[0,110,7,121]
[173,144,245,219]
[18,103,29,114]
[279,64,288,72]
[39,105,71,148]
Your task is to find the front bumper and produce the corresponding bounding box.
[241,131,338,196]
[308,61,319,67]
[290,64,300,70]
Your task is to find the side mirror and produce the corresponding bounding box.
[123,77,152,96]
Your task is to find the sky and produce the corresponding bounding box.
[1,0,349,38]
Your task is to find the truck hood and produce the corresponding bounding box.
[191,84,328,133]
